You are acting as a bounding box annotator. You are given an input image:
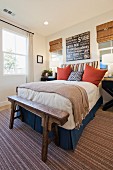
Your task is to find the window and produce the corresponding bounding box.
[50,50,63,71]
[98,40,113,69]
[49,38,63,74]
[2,30,27,75]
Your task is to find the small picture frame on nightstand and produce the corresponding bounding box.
[37,55,43,64]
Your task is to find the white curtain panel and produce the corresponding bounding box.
[26,33,34,83]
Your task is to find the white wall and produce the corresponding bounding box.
[46,10,113,66]
[33,33,47,82]
[0,19,28,107]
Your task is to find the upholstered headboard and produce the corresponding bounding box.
[61,61,98,72]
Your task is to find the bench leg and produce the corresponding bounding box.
[9,101,15,129]
[42,115,49,162]
[54,124,59,146]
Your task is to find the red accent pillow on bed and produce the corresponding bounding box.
[57,65,71,80]
[82,65,107,86]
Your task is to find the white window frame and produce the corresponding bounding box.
[98,41,113,53]
[2,28,28,76]
[49,50,63,68]
[98,40,113,69]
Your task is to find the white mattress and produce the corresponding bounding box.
[18,80,101,130]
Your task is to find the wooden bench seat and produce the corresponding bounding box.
[8,95,69,162]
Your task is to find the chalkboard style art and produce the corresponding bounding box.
[66,31,90,61]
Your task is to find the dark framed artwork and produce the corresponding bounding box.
[37,55,43,63]
[66,31,90,61]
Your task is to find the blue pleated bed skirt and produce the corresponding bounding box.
[18,97,103,150]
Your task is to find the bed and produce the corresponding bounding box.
[17,61,103,150]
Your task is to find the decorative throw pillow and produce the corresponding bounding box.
[68,71,83,81]
[57,65,71,80]
[82,65,107,86]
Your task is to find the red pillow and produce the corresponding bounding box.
[82,65,107,86]
[57,65,71,80]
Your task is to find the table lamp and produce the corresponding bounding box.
[50,60,59,77]
[102,54,113,77]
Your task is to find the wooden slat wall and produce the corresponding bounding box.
[96,20,113,43]
[49,38,62,52]
[61,61,98,72]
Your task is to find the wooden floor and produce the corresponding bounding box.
[0,104,10,111]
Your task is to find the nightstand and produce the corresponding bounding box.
[102,78,113,111]
[41,77,56,81]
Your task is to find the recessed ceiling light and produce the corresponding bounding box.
[44,21,48,25]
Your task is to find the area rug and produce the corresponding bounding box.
[0,108,113,170]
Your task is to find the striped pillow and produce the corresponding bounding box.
[68,71,83,81]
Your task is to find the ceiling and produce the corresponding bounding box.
[0,0,113,36]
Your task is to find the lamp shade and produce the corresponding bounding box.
[102,54,113,64]
[108,63,113,76]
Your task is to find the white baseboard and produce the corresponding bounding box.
[0,101,10,107]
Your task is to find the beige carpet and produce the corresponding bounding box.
[0,108,113,170]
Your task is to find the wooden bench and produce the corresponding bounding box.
[8,95,69,162]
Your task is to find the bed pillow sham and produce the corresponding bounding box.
[68,71,83,81]
[57,65,71,80]
[82,65,107,86]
